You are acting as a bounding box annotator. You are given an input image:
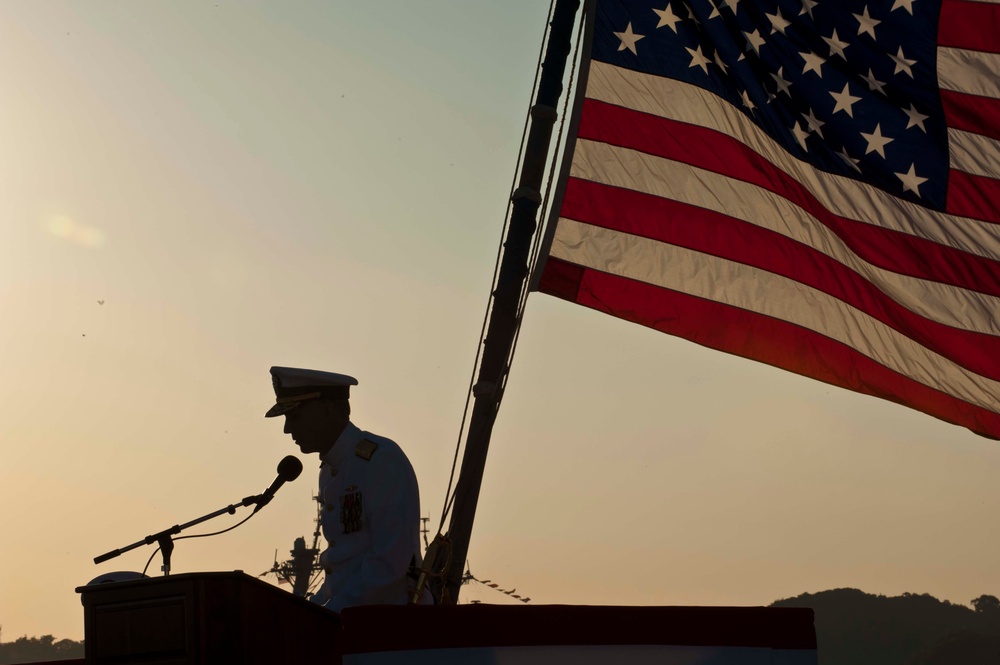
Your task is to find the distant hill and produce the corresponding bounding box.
[771,588,1000,665]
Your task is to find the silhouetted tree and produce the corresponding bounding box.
[772,588,1000,665]
[971,594,1000,614]
[0,633,84,664]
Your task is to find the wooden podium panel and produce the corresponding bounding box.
[77,571,341,664]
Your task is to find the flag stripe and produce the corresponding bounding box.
[573,124,1000,299]
[539,1,1000,437]
[941,89,1000,141]
[587,61,1000,229]
[939,0,1000,54]
[937,47,1000,98]
[547,220,1000,414]
[948,128,1000,179]
[947,169,1000,220]
[539,258,1000,440]
[560,177,1000,379]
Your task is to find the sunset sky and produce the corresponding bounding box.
[2,1,999,642]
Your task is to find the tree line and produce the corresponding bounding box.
[0,628,83,664]
[4,590,1000,663]
[771,590,1000,665]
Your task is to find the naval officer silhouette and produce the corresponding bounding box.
[265,366,432,610]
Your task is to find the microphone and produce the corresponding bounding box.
[253,455,304,513]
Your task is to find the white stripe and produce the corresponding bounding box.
[571,139,1000,337]
[549,218,1000,414]
[938,47,1000,99]
[585,61,1000,260]
[949,128,1000,178]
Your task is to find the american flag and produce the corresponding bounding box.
[537,0,1000,437]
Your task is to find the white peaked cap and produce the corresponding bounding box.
[265,366,358,418]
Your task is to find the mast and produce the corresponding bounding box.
[439,0,581,603]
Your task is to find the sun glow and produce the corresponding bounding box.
[44,214,106,249]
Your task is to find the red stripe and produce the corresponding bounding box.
[941,89,1000,142]
[538,259,1000,440]
[577,99,1000,292]
[939,0,1000,54]
[537,251,584,301]
[948,169,1000,221]
[558,177,1000,380]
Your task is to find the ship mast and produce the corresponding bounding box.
[434,0,582,604]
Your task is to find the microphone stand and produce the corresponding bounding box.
[94,493,264,575]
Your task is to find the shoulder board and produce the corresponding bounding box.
[355,439,378,461]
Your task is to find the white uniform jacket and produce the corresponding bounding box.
[311,421,426,612]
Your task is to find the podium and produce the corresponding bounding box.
[76,571,341,664]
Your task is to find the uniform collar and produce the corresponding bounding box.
[322,421,363,471]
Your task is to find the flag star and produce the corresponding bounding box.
[653,5,684,32]
[708,1,722,19]
[854,6,881,39]
[896,164,928,194]
[861,123,894,157]
[800,0,818,18]
[686,45,713,74]
[722,0,741,12]
[838,148,861,172]
[801,51,826,77]
[823,29,849,59]
[614,22,645,55]
[891,0,916,14]
[714,51,729,74]
[684,3,702,26]
[862,68,887,95]
[890,47,917,78]
[744,29,766,53]
[741,89,756,111]
[903,103,929,132]
[771,66,793,96]
[803,108,825,137]
[830,83,862,117]
[792,122,810,149]
[767,7,792,34]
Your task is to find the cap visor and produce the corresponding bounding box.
[264,401,301,418]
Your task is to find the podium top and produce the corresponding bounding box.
[77,570,338,620]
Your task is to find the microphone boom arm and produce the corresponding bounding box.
[94,493,263,573]
[94,455,302,575]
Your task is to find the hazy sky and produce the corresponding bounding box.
[2,1,999,642]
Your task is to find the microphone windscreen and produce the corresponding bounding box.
[277,455,304,482]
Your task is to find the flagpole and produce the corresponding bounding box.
[436,0,582,604]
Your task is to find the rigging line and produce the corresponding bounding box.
[438,2,573,528]
[465,570,533,604]
[530,6,584,281]
[437,0,559,534]
[452,9,584,497]
[437,0,556,532]
[499,7,586,397]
